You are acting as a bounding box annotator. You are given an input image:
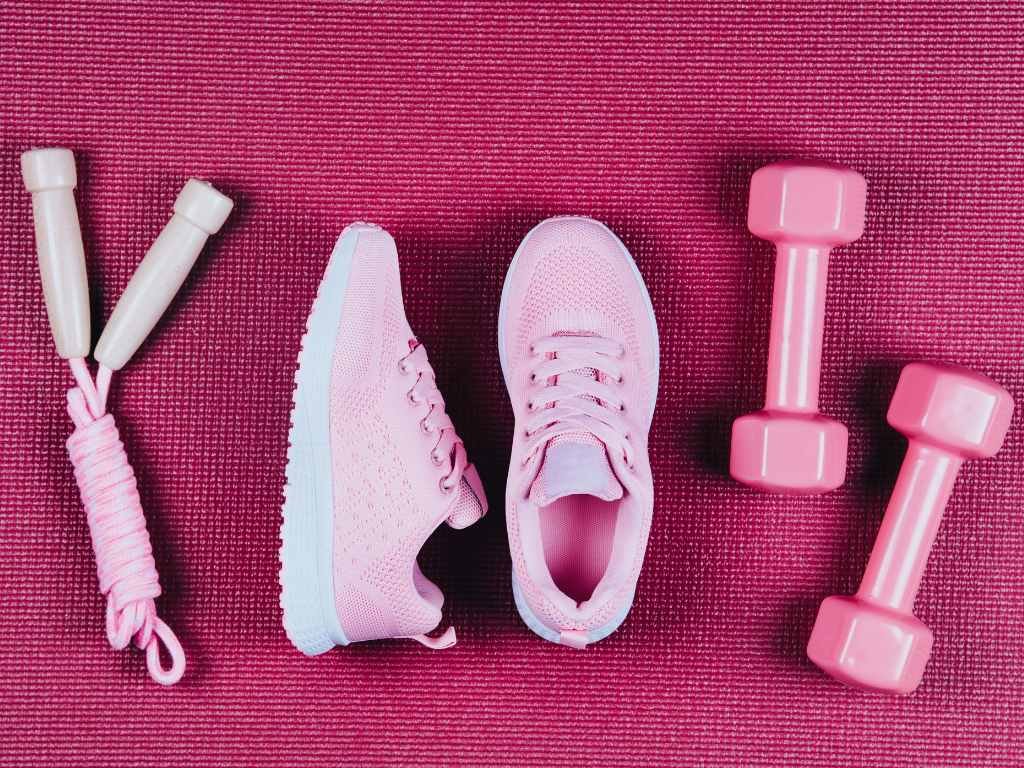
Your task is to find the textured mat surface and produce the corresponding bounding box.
[2,3,1023,766]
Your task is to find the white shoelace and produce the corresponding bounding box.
[521,334,634,469]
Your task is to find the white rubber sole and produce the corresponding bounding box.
[279,225,375,655]
[497,216,660,647]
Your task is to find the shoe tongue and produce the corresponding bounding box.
[529,331,624,505]
[445,464,488,529]
[529,435,624,506]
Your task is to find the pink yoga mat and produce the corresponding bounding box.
[2,3,1021,765]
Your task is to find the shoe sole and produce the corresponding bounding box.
[279,224,378,655]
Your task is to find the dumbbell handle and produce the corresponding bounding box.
[764,243,831,413]
[856,441,962,613]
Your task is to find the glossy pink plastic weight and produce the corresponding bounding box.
[730,162,866,493]
[807,362,1014,694]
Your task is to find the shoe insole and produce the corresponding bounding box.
[539,494,619,604]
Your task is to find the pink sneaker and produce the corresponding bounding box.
[498,217,659,648]
[280,223,487,654]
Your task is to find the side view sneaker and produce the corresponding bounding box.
[498,217,659,648]
[280,223,487,653]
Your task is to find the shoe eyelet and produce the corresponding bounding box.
[431,451,444,466]
[529,373,537,383]
[619,403,625,412]
[407,391,421,405]
[398,360,412,374]
[439,478,455,494]
[420,419,435,434]
[527,401,535,411]
[617,376,624,385]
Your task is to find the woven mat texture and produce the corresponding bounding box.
[2,3,1023,766]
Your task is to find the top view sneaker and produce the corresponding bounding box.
[280,223,487,653]
[498,216,659,648]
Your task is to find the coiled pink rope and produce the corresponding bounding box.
[65,357,185,685]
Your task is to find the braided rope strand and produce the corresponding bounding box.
[65,358,185,685]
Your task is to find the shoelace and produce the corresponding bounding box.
[399,342,468,494]
[522,334,634,469]
[398,342,469,650]
[65,357,185,685]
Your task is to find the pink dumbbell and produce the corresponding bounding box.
[807,362,1013,694]
[730,162,866,493]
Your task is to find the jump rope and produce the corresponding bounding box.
[21,148,232,685]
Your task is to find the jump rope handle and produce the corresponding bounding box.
[95,178,233,370]
[22,149,234,366]
[21,149,91,359]
[21,147,232,686]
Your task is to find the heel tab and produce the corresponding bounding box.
[407,626,457,650]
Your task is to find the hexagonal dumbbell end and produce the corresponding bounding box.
[748,161,866,246]
[807,596,933,695]
[808,362,1013,694]
[730,413,848,493]
[731,161,866,494]
[888,362,1014,460]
